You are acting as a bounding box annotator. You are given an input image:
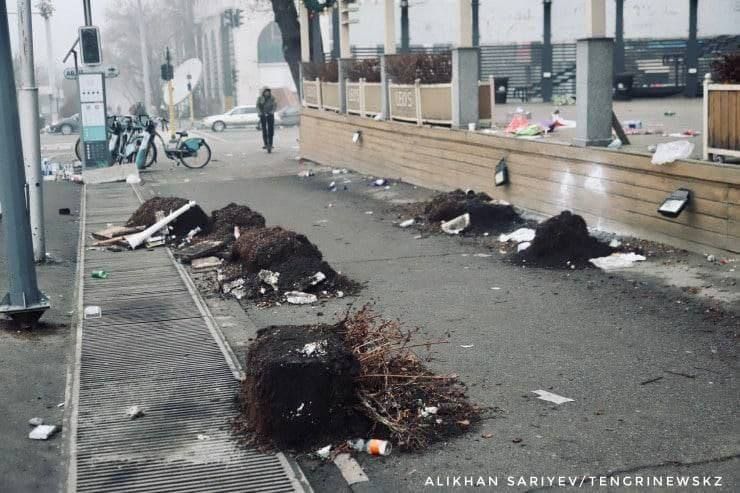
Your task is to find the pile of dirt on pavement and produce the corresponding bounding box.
[126,196,210,238]
[208,203,266,243]
[222,227,358,303]
[239,324,370,449]
[513,211,614,269]
[232,227,323,273]
[421,189,524,234]
[341,306,480,451]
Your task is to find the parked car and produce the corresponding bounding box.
[47,114,80,135]
[277,106,301,127]
[202,106,260,132]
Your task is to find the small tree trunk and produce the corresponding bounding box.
[270,0,302,92]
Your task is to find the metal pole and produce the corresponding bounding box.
[136,0,154,114]
[685,0,699,97]
[472,0,479,48]
[614,0,625,74]
[542,0,553,102]
[0,0,49,324]
[332,7,340,60]
[17,0,45,262]
[166,48,176,139]
[39,2,58,123]
[400,0,409,53]
[82,0,91,25]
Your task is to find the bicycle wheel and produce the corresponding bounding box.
[143,140,158,168]
[74,138,82,161]
[179,141,212,169]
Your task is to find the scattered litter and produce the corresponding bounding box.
[316,445,332,459]
[258,270,280,291]
[234,226,241,240]
[608,138,623,149]
[499,228,536,243]
[83,306,102,319]
[399,219,415,228]
[651,141,695,165]
[285,291,318,305]
[191,256,222,272]
[145,236,166,248]
[589,252,646,270]
[298,170,315,178]
[336,291,345,298]
[28,417,44,426]
[222,278,245,294]
[532,390,574,405]
[328,181,337,191]
[92,225,144,241]
[365,211,374,215]
[373,179,388,187]
[334,453,370,485]
[58,208,71,215]
[310,272,327,286]
[296,340,329,357]
[664,111,676,117]
[706,254,716,263]
[481,432,493,439]
[126,406,145,420]
[420,406,439,417]
[490,287,501,290]
[29,425,58,440]
[441,213,470,235]
[460,344,474,348]
[348,438,392,456]
[332,169,348,175]
[126,174,141,184]
[517,241,531,252]
[57,402,64,408]
[91,270,109,279]
[609,239,622,248]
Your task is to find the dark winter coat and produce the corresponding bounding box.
[256,92,277,115]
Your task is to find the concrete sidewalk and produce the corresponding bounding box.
[0,182,81,493]
[143,156,738,492]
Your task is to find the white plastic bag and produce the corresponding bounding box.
[651,141,694,165]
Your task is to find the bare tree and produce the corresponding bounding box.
[268,0,302,92]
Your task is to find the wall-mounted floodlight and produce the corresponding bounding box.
[352,130,362,144]
[494,158,509,186]
[658,188,691,217]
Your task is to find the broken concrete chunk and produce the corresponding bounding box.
[191,256,222,272]
[29,425,58,440]
[285,291,318,305]
[441,213,470,235]
[296,340,328,357]
[258,270,280,291]
[222,278,245,294]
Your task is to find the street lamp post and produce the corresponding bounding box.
[0,0,49,325]
[37,0,58,123]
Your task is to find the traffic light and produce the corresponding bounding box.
[222,9,233,28]
[79,26,102,66]
[234,9,244,27]
[160,63,174,81]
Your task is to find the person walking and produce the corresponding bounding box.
[256,87,277,153]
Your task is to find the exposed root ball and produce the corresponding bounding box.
[210,203,266,242]
[232,227,323,272]
[126,196,210,237]
[514,211,613,268]
[424,189,522,234]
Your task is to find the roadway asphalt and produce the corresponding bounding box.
[136,125,738,492]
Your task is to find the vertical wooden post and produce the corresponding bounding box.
[299,3,310,63]
[458,0,473,47]
[585,0,606,38]
[387,79,394,121]
[384,0,396,55]
[316,77,323,111]
[702,82,710,160]
[414,79,422,126]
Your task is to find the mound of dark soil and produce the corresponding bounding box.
[126,196,210,238]
[424,189,522,234]
[210,203,266,243]
[240,324,369,449]
[514,211,613,268]
[232,227,323,273]
[272,256,337,292]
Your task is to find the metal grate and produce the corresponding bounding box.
[69,184,308,493]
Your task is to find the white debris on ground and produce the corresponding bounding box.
[126,406,145,420]
[296,340,328,357]
[441,213,471,235]
[310,272,327,286]
[589,252,647,270]
[28,417,44,426]
[29,425,58,440]
[609,239,622,248]
[316,445,332,459]
[399,218,415,228]
[517,241,531,252]
[651,141,695,165]
[258,270,280,291]
[499,228,536,243]
[532,390,574,405]
[285,291,318,305]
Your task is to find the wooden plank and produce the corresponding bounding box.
[720,90,729,150]
[729,91,738,151]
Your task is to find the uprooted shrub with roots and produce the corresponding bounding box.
[340,306,480,450]
[209,203,266,242]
